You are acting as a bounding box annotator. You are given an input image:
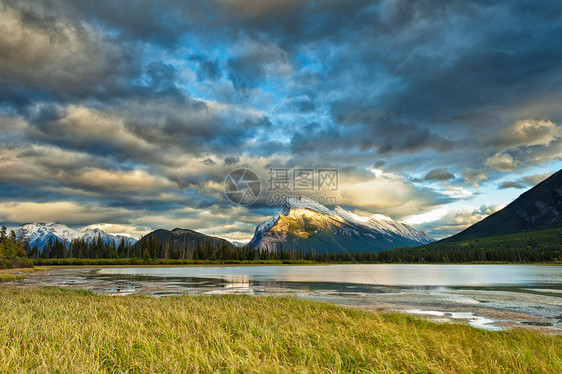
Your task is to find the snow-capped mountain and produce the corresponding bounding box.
[80,228,137,247]
[9,223,137,250]
[250,197,434,252]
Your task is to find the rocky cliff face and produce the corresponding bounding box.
[250,197,433,253]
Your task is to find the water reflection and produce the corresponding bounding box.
[83,270,427,295]
[96,264,562,287]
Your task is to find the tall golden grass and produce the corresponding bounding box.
[0,287,560,373]
[0,274,26,282]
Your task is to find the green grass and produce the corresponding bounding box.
[0,274,26,282]
[0,287,560,373]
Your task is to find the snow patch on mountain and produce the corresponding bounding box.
[250,197,434,250]
[333,207,434,243]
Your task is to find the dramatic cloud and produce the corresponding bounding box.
[335,171,454,218]
[486,152,519,172]
[499,181,526,189]
[424,168,455,182]
[0,201,133,225]
[498,171,555,190]
[407,205,505,239]
[492,119,561,148]
[1,0,561,239]
[522,172,555,186]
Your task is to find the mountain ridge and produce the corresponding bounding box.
[134,227,236,259]
[440,169,562,243]
[250,197,433,252]
[7,222,138,250]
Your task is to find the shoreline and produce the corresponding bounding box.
[7,265,561,334]
[21,261,562,268]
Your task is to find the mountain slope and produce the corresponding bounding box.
[250,197,433,252]
[136,228,235,253]
[10,223,137,250]
[441,169,562,243]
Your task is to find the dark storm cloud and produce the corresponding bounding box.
[1,0,562,238]
[498,181,526,189]
[424,168,455,182]
[293,106,454,155]
[498,172,554,190]
[189,55,222,81]
[0,2,141,108]
[223,157,239,166]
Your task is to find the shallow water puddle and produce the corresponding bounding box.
[407,309,502,330]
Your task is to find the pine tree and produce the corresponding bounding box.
[142,247,151,262]
[0,226,7,244]
[0,238,17,258]
[164,237,170,259]
[118,238,125,258]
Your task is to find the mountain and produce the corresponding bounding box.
[136,228,236,252]
[9,223,137,250]
[441,169,562,243]
[250,197,433,252]
[80,228,137,247]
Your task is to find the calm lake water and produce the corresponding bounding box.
[97,264,561,287]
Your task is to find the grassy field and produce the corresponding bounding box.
[0,287,560,373]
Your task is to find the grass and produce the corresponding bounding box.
[0,287,560,373]
[0,274,26,282]
[10,268,36,273]
[0,267,37,282]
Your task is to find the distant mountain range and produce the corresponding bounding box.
[10,170,560,256]
[5,200,434,254]
[440,169,562,243]
[8,223,137,250]
[249,197,434,252]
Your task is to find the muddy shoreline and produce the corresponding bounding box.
[6,266,562,334]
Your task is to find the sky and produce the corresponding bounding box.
[1,0,561,241]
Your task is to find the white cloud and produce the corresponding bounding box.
[0,201,132,224]
[409,205,505,239]
[501,119,560,147]
[485,152,519,172]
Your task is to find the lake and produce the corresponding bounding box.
[15,264,562,332]
[96,264,562,287]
